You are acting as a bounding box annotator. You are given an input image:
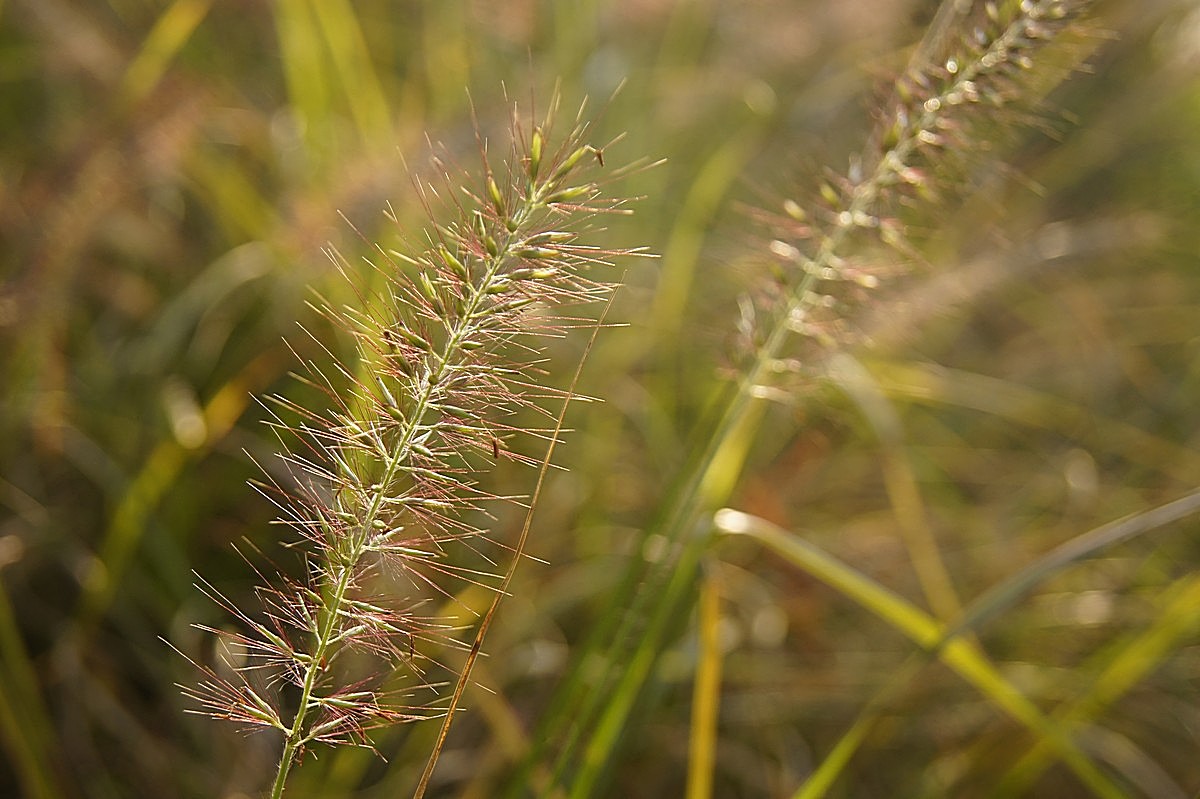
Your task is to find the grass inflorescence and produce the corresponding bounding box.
[180,94,651,798]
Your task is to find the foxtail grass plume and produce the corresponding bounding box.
[749,0,1098,380]
[177,94,650,798]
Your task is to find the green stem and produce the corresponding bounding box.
[269,561,355,799]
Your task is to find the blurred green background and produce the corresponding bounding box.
[4,0,1200,797]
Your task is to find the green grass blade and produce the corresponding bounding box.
[307,0,392,150]
[516,377,765,797]
[715,509,944,647]
[0,583,66,799]
[274,0,333,165]
[566,528,710,799]
[184,150,277,240]
[780,486,1200,797]
[715,509,1126,799]
[992,573,1200,797]
[873,360,1200,484]
[686,562,723,799]
[940,487,1200,644]
[828,353,963,622]
[118,0,212,107]
[557,397,769,798]
[652,122,764,342]
[75,358,273,629]
[791,656,928,799]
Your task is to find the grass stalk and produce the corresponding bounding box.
[685,561,724,799]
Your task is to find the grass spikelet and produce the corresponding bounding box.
[755,0,1100,374]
